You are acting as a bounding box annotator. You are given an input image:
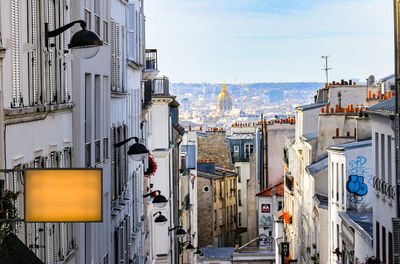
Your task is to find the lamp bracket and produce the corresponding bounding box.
[45,20,86,48]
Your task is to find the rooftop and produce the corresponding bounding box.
[306,155,328,176]
[367,96,395,116]
[296,102,327,111]
[226,133,255,140]
[256,180,284,196]
[339,211,373,239]
[329,139,372,151]
[197,166,237,180]
[200,247,234,259]
[301,132,318,141]
[314,194,328,209]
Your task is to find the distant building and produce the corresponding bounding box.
[217,83,233,114]
[197,160,237,247]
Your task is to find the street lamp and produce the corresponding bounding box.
[180,241,195,251]
[153,211,167,226]
[194,247,203,256]
[143,190,168,208]
[169,225,186,239]
[115,137,149,161]
[45,20,103,59]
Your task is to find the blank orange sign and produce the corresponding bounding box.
[25,169,102,222]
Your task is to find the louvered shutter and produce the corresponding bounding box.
[126,216,131,262]
[118,125,124,195]
[136,10,140,63]
[124,124,128,189]
[46,223,54,264]
[30,0,39,105]
[110,20,116,91]
[127,3,136,61]
[139,13,144,65]
[116,24,121,92]
[11,0,21,107]
[394,218,400,263]
[62,0,68,103]
[48,0,56,104]
[119,226,125,263]
[40,0,47,104]
[111,127,116,200]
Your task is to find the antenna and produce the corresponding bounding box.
[321,55,332,85]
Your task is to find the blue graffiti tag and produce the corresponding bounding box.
[346,156,372,197]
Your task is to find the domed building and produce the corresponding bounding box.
[216,82,233,114]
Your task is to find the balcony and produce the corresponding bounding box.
[152,76,169,97]
[142,49,159,81]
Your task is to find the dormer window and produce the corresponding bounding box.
[234,145,239,152]
[244,144,254,159]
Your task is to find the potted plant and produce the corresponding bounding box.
[312,243,317,249]
[145,154,158,177]
[310,253,320,264]
[306,246,311,254]
[0,190,20,243]
[365,256,381,264]
[332,247,342,258]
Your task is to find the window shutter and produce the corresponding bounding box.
[31,0,39,105]
[127,3,136,61]
[62,0,68,103]
[116,24,121,92]
[111,127,116,200]
[119,225,125,263]
[46,223,54,264]
[123,219,129,263]
[48,0,55,104]
[394,218,400,263]
[110,20,116,91]
[136,10,140,64]
[139,13,144,65]
[124,124,128,189]
[40,0,47,104]
[126,216,131,262]
[11,0,21,107]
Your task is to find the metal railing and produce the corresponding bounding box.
[152,76,169,96]
[145,49,158,70]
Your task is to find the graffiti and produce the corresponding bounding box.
[346,156,372,207]
[260,215,273,227]
[346,175,368,196]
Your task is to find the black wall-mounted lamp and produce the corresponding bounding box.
[115,137,149,161]
[180,241,195,251]
[143,190,168,208]
[169,225,186,239]
[45,20,103,59]
[153,211,168,226]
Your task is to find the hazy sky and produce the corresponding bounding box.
[145,0,394,83]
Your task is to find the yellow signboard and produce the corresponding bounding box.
[25,169,102,222]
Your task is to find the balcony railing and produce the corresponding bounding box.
[152,76,169,96]
[145,49,158,70]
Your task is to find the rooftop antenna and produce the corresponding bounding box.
[321,55,332,85]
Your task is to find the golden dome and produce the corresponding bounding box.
[216,82,233,113]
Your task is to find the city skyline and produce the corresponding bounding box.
[145,0,394,83]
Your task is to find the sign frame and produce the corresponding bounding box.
[24,168,103,223]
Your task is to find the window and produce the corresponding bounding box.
[388,135,392,184]
[110,20,121,92]
[103,20,108,44]
[95,75,101,164]
[85,73,92,167]
[341,164,344,205]
[84,9,91,29]
[239,212,242,226]
[234,145,239,152]
[375,133,379,179]
[376,221,380,259]
[336,163,339,202]
[382,226,386,263]
[389,232,393,264]
[94,0,100,35]
[214,210,217,229]
[331,162,334,198]
[278,201,283,211]
[111,124,128,201]
[238,189,242,206]
[244,144,254,159]
[381,134,385,182]
[127,2,137,62]
[237,169,241,183]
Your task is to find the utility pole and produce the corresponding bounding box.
[321,55,332,85]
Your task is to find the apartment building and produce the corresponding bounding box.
[197,160,237,247]
[368,97,397,264]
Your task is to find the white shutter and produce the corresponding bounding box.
[116,23,121,92]
[139,13,144,65]
[136,10,140,64]
[110,20,116,91]
[118,226,125,263]
[48,0,55,104]
[41,0,48,104]
[62,0,68,103]
[394,218,400,263]
[31,0,39,105]
[127,3,136,61]
[126,216,131,262]
[46,223,54,264]
[11,0,21,107]
[111,127,116,200]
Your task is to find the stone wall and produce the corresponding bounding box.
[198,131,233,170]
[197,177,214,247]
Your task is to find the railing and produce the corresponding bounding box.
[145,49,158,70]
[373,176,396,199]
[85,142,91,167]
[95,139,101,164]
